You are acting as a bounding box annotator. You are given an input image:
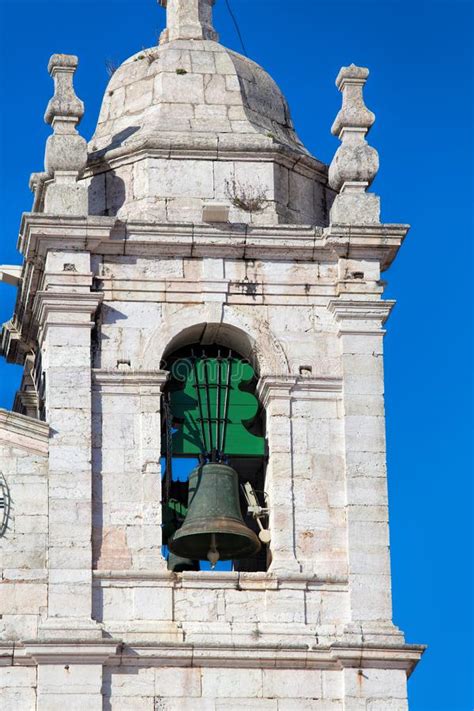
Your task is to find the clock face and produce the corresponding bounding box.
[0,472,10,537]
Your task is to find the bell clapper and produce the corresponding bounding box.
[207,533,220,569]
[242,482,271,543]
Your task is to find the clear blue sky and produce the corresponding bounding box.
[0,1,472,708]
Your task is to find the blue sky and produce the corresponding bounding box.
[0,1,472,708]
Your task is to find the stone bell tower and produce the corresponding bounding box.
[0,1,424,708]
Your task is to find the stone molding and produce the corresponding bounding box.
[6,640,424,675]
[34,291,103,323]
[328,299,396,335]
[18,214,407,270]
[33,290,103,347]
[86,141,328,184]
[22,641,119,665]
[257,375,342,408]
[92,369,168,394]
[0,408,49,455]
[93,569,348,591]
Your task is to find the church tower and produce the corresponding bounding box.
[0,1,424,708]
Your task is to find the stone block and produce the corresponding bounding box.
[154,667,201,698]
[36,693,102,711]
[38,664,102,695]
[330,191,380,225]
[46,345,92,368]
[154,700,215,711]
[349,547,391,576]
[224,589,262,623]
[215,700,277,711]
[0,666,36,688]
[345,451,387,479]
[48,582,92,618]
[347,520,389,547]
[48,545,91,569]
[174,588,218,622]
[366,701,408,711]
[0,583,47,614]
[343,668,407,699]
[0,613,39,641]
[0,688,36,711]
[134,587,173,620]
[105,667,155,697]
[322,670,344,698]
[102,586,134,621]
[262,669,322,699]
[201,667,262,698]
[346,477,388,507]
[147,159,214,200]
[104,699,154,711]
[349,574,392,621]
[155,72,205,104]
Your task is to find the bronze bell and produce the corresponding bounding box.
[168,463,261,566]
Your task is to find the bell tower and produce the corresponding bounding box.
[0,1,424,709]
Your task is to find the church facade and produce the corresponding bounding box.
[0,1,423,708]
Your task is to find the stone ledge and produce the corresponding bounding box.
[22,640,119,664]
[93,569,349,591]
[0,409,49,456]
[18,214,406,269]
[92,369,168,392]
[7,640,425,675]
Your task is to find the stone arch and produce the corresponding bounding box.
[140,303,290,376]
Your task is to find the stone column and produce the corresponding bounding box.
[329,298,403,640]
[92,369,168,572]
[257,376,301,574]
[34,250,102,638]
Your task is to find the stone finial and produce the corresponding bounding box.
[42,54,88,215]
[159,0,219,44]
[328,64,380,225]
[44,54,84,126]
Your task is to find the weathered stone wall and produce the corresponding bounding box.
[0,421,49,643]
[0,663,409,711]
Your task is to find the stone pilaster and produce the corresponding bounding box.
[257,376,301,574]
[329,298,403,641]
[33,251,102,638]
[91,369,168,573]
[24,641,118,711]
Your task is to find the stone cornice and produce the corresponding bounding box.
[326,223,409,271]
[18,215,406,270]
[6,640,425,675]
[18,213,112,257]
[22,640,119,665]
[257,375,342,407]
[85,137,328,184]
[92,369,169,394]
[328,299,396,335]
[33,290,103,326]
[0,409,49,455]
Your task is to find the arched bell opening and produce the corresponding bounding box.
[160,335,269,573]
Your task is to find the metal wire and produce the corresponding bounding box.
[225,0,248,56]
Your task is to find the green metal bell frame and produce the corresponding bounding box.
[168,463,261,563]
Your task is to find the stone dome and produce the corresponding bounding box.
[89,38,310,161]
[85,0,328,226]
